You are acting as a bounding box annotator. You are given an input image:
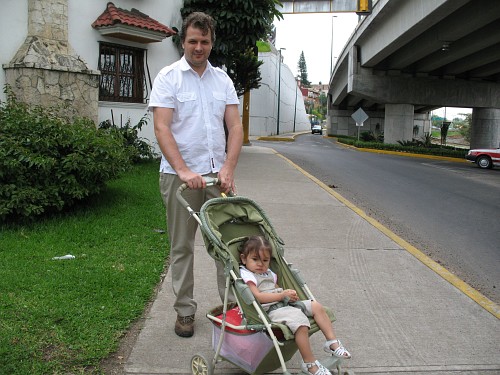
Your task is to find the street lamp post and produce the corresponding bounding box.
[293,76,299,132]
[276,47,285,135]
[330,16,337,76]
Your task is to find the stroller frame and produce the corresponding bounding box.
[176,178,351,375]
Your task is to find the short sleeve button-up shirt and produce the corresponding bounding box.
[149,56,240,175]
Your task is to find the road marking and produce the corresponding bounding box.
[273,150,500,320]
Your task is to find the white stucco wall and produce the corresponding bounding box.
[249,51,310,136]
[0,0,28,91]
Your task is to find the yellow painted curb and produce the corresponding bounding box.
[257,136,294,142]
[356,147,468,163]
[273,150,500,320]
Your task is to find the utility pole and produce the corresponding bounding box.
[293,76,299,132]
[330,15,337,75]
[276,47,285,135]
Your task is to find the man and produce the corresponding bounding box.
[149,12,243,337]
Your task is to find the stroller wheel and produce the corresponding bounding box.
[191,353,213,375]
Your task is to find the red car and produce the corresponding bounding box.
[465,147,500,169]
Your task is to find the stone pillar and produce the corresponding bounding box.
[470,108,500,149]
[384,104,414,144]
[2,0,99,123]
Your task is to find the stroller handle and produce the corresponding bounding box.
[175,176,220,210]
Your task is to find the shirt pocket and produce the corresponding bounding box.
[212,91,226,119]
[176,92,198,118]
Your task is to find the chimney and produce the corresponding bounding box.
[3,0,99,123]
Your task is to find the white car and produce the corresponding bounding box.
[465,147,500,169]
[311,124,322,135]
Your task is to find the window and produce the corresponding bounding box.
[98,42,146,103]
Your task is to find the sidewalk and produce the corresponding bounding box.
[124,143,499,375]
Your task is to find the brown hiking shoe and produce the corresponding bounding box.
[175,314,195,337]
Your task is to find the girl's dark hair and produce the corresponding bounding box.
[239,235,272,259]
[180,12,216,43]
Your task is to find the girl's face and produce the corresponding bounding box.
[241,248,271,274]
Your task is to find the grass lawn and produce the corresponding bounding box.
[0,161,167,374]
[431,129,461,138]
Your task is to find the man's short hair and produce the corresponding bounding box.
[181,12,216,43]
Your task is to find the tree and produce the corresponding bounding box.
[458,112,471,142]
[180,0,283,144]
[297,51,311,87]
[319,92,327,118]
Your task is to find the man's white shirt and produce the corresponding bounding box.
[149,56,239,175]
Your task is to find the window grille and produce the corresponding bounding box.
[98,42,147,103]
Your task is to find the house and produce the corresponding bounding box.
[1,0,183,149]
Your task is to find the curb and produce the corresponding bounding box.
[255,131,311,142]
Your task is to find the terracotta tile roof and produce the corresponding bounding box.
[92,2,176,36]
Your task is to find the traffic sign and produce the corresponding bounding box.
[351,108,369,125]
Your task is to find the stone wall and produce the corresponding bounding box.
[4,65,99,122]
[2,0,99,123]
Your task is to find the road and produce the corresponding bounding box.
[254,134,500,304]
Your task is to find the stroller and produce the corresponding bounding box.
[176,178,352,375]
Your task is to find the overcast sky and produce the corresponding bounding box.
[273,12,358,84]
[273,13,471,119]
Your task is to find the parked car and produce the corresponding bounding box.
[311,124,322,135]
[465,147,500,169]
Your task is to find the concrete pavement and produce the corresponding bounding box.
[124,137,499,375]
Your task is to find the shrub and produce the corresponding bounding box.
[360,131,376,142]
[98,114,158,163]
[397,139,425,147]
[359,130,384,142]
[0,89,131,222]
[335,135,466,159]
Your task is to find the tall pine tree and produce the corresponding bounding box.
[297,51,311,87]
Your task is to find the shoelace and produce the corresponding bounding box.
[178,315,194,324]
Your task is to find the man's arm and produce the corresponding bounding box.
[153,107,206,189]
[218,104,243,193]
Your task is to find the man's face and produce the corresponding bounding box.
[182,25,213,71]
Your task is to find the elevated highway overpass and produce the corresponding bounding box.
[280,0,500,148]
[328,0,500,147]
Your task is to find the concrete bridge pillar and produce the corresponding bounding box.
[328,109,351,136]
[470,108,500,149]
[413,112,431,139]
[384,104,414,144]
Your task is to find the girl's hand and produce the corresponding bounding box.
[282,289,299,302]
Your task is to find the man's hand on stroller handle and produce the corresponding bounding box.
[178,170,206,190]
[217,164,236,194]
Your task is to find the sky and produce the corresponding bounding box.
[273,12,359,85]
[273,13,471,119]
